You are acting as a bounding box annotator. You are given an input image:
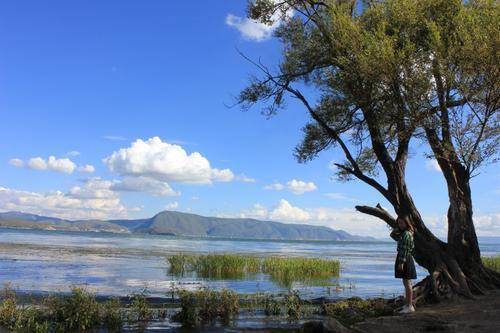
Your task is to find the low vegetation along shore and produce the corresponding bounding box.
[1,256,498,332]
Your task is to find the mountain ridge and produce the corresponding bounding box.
[0,210,374,241]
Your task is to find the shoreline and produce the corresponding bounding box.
[4,286,500,332]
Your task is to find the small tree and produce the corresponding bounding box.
[237,0,499,300]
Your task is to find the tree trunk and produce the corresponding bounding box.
[439,161,500,295]
[357,164,500,303]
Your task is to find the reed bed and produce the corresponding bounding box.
[483,256,500,272]
[167,253,340,287]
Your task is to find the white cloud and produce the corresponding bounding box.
[225,2,292,41]
[232,200,389,237]
[165,201,179,210]
[77,164,95,173]
[23,156,76,174]
[264,179,317,195]
[9,158,24,168]
[14,156,94,175]
[325,192,349,200]
[264,183,285,191]
[103,135,127,141]
[0,182,127,220]
[225,14,276,41]
[103,137,234,184]
[239,203,269,220]
[269,199,311,221]
[325,192,357,202]
[286,179,317,195]
[67,151,81,157]
[111,176,179,197]
[425,159,441,172]
[27,157,47,170]
[236,174,257,183]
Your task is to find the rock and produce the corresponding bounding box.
[302,320,326,332]
[324,317,353,333]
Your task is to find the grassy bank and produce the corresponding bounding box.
[167,253,340,287]
[483,256,500,272]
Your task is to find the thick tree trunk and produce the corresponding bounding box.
[357,164,500,304]
[440,162,500,294]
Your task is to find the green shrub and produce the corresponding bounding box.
[264,295,281,316]
[46,287,100,332]
[101,298,123,332]
[284,292,301,320]
[173,288,239,327]
[129,292,151,322]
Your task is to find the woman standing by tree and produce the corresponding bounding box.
[392,216,417,313]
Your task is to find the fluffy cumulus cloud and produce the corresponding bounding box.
[269,199,311,221]
[103,137,234,186]
[225,1,293,41]
[0,180,127,220]
[286,179,317,195]
[77,164,95,173]
[111,176,179,197]
[10,156,95,174]
[264,179,317,195]
[30,156,76,173]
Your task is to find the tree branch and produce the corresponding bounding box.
[355,203,397,229]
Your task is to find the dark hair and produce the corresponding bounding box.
[397,214,415,233]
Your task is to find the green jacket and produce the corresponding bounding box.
[396,230,414,263]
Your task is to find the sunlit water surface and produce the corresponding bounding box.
[1,228,499,300]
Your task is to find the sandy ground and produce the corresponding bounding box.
[351,290,500,333]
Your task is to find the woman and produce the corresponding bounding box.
[391,215,417,313]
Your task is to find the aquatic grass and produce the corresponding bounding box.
[483,256,500,272]
[172,288,239,327]
[262,256,340,288]
[194,254,261,279]
[167,253,199,276]
[167,253,340,287]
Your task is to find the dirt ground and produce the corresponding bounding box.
[351,290,500,333]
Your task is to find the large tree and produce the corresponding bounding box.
[237,0,499,300]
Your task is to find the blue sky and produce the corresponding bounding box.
[0,1,498,238]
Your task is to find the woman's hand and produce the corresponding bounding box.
[390,228,401,241]
[398,263,404,272]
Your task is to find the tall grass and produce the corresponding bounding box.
[167,253,340,287]
[483,256,500,272]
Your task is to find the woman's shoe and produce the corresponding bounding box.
[399,305,415,314]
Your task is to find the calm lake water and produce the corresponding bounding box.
[1,228,499,300]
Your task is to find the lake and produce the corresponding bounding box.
[1,228,499,300]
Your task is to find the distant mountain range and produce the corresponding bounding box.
[0,210,374,241]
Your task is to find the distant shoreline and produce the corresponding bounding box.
[0,226,386,244]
